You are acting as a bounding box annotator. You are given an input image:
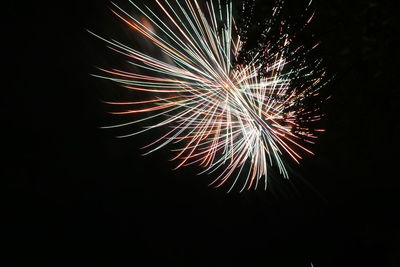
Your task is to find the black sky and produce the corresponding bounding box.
[3,0,399,266]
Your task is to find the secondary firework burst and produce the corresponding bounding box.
[91,0,328,192]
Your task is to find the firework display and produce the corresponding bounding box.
[92,0,327,192]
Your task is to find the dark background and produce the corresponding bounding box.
[3,0,399,266]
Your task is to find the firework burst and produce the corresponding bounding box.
[91,0,328,192]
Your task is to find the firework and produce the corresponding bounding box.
[91,0,327,192]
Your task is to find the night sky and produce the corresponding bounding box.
[4,0,399,266]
